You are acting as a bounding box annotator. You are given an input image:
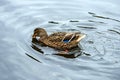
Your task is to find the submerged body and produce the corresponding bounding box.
[32,28,86,50]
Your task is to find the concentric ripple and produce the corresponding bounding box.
[0,0,120,80]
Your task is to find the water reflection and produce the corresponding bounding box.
[32,37,84,58]
[0,0,120,80]
[88,12,120,22]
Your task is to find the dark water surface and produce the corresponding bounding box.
[0,0,120,80]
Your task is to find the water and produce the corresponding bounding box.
[0,0,120,80]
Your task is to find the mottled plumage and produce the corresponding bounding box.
[32,28,86,50]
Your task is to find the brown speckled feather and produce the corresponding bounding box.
[42,32,80,50]
[32,28,85,50]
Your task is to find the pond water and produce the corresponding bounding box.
[0,0,120,80]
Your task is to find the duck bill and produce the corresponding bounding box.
[76,34,86,42]
[32,33,37,38]
[32,34,40,41]
[32,34,36,38]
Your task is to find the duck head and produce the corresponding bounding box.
[32,28,48,41]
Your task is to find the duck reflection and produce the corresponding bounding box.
[31,42,82,58]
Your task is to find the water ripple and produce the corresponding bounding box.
[0,0,120,80]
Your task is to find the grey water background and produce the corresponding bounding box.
[0,0,120,80]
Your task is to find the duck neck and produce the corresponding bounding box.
[40,31,48,41]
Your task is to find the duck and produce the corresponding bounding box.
[32,28,86,51]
